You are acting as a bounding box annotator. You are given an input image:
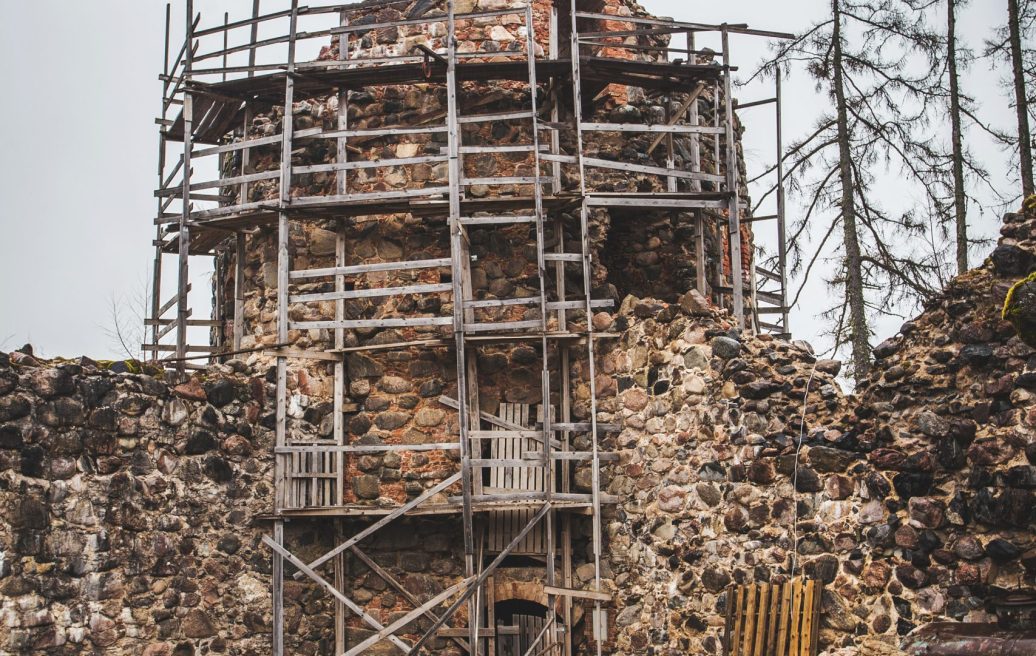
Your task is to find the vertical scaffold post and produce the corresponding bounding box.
[721,26,744,328]
[273,3,299,654]
[688,30,707,297]
[333,8,350,652]
[526,8,557,652]
[150,2,172,365]
[444,2,478,652]
[272,519,284,656]
[176,0,195,375]
[775,70,790,334]
[569,7,604,654]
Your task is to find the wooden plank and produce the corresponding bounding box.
[289,282,452,303]
[543,253,582,262]
[288,186,450,207]
[809,581,823,656]
[754,584,769,656]
[459,145,537,154]
[543,585,611,603]
[582,156,724,182]
[800,580,815,656]
[290,317,453,330]
[647,82,708,154]
[788,579,803,656]
[471,458,546,467]
[459,215,537,225]
[293,154,448,174]
[275,443,458,454]
[144,318,217,327]
[458,110,534,123]
[315,125,449,139]
[767,582,781,656]
[462,176,547,186]
[272,520,283,656]
[585,195,728,209]
[471,430,544,439]
[775,582,792,656]
[580,122,724,134]
[143,344,217,353]
[297,472,462,577]
[264,348,340,362]
[464,319,543,332]
[290,257,450,280]
[349,545,469,652]
[407,504,551,653]
[523,451,620,462]
[729,585,743,656]
[741,584,757,656]
[311,566,469,656]
[158,283,191,317]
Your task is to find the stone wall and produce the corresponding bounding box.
[598,201,1036,655]
[0,353,483,655]
[8,195,1036,654]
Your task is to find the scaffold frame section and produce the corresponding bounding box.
[147,1,794,653]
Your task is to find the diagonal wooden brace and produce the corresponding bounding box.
[408,503,552,654]
[341,576,475,656]
[646,82,707,155]
[261,535,412,653]
[349,545,470,653]
[294,472,462,580]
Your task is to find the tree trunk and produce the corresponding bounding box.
[1009,0,1035,197]
[832,0,871,380]
[948,0,968,273]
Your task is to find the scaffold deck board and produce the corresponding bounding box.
[166,58,723,142]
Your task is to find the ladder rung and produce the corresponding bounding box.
[756,266,781,282]
[465,297,540,309]
[464,319,543,332]
[462,176,548,186]
[755,289,784,304]
[459,215,537,226]
[458,145,537,154]
[544,253,582,263]
[457,110,534,124]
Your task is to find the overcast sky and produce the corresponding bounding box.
[0,1,1019,360]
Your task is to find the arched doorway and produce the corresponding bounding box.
[494,599,548,656]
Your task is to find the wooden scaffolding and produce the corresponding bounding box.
[147,1,793,653]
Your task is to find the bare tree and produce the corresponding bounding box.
[986,0,1036,197]
[947,0,969,271]
[751,0,949,382]
[901,0,1007,274]
[103,277,152,362]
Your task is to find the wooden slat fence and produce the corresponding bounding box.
[724,578,823,656]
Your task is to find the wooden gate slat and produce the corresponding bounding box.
[741,584,757,656]
[766,579,780,656]
[753,583,769,656]
[730,585,744,656]
[810,580,823,656]
[799,580,813,656]
[724,585,737,656]
[775,581,791,656]
[788,578,803,656]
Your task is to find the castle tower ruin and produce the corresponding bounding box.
[146,1,790,652]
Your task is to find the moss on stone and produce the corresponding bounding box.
[1003,271,1036,347]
